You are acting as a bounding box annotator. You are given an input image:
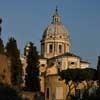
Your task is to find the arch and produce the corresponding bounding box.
[59,44,62,53]
[49,44,53,53]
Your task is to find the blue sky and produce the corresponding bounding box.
[0,0,100,68]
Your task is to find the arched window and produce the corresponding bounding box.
[49,44,53,53]
[59,45,62,53]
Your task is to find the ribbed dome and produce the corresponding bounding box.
[42,7,69,39]
[41,8,71,58]
[43,23,69,38]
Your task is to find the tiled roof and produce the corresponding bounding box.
[49,52,80,60]
[62,52,80,58]
[80,60,90,64]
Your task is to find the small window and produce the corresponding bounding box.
[58,68,60,73]
[59,36,62,38]
[58,62,61,65]
[71,62,74,64]
[46,88,49,99]
[59,45,62,53]
[58,78,62,81]
[50,36,52,38]
[49,44,53,53]
[41,64,45,67]
[67,44,69,46]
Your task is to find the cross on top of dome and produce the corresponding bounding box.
[52,7,61,23]
[54,6,59,16]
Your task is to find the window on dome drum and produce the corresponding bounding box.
[59,45,62,53]
[49,44,53,53]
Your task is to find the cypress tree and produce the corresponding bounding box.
[0,18,4,54]
[0,38,4,54]
[25,42,40,92]
[97,56,100,82]
[6,37,22,87]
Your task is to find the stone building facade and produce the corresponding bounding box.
[21,8,89,100]
[0,54,11,85]
[40,8,89,100]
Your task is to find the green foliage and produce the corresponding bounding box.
[81,86,100,100]
[0,84,22,100]
[60,68,97,100]
[25,42,40,92]
[0,18,4,53]
[6,37,19,57]
[82,68,97,81]
[6,37,22,86]
[97,56,100,81]
[0,38,4,54]
[60,68,97,82]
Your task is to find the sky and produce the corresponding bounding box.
[0,0,100,69]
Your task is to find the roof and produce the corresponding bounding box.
[49,52,80,60]
[39,55,47,60]
[80,60,90,64]
[43,23,68,36]
[62,52,80,58]
[42,8,69,40]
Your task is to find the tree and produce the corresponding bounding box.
[97,56,100,82]
[0,18,4,54]
[25,42,40,92]
[0,18,2,36]
[0,38,4,54]
[0,83,22,100]
[60,68,97,99]
[6,37,22,87]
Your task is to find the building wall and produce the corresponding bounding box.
[39,58,47,74]
[0,54,11,85]
[45,75,67,100]
[45,75,90,100]
[46,65,58,76]
[48,56,81,71]
[80,62,89,69]
[67,56,80,69]
[20,56,27,87]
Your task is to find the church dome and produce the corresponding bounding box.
[42,8,69,39]
[41,7,70,58]
[43,23,69,38]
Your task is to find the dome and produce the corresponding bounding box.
[42,8,69,39]
[41,7,71,58]
[43,23,69,38]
